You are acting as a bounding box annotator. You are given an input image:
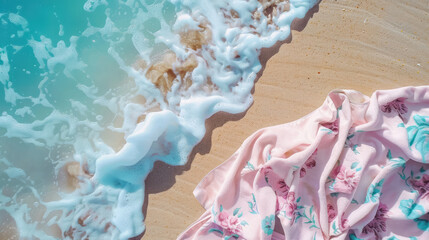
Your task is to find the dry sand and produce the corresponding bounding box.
[142,0,429,239]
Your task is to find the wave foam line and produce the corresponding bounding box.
[94,0,319,238]
[0,0,319,239]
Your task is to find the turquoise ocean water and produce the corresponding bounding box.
[0,0,317,239]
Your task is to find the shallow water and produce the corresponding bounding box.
[0,0,318,239]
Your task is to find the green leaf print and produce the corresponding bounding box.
[330,192,339,198]
[295,205,320,229]
[248,193,259,214]
[224,234,239,240]
[332,221,339,234]
[387,150,406,168]
[233,208,240,216]
[240,220,249,226]
[209,228,223,235]
[244,161,255,171]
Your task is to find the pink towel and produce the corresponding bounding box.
[178,86,429,240]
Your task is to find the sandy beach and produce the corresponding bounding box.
[142,0,429,239]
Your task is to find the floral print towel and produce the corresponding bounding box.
[178,86,429,240]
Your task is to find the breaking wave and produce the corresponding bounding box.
[0,0,318,239]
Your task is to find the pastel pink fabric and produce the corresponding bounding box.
[178,86,429,240]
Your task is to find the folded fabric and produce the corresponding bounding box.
[178,86,429,240]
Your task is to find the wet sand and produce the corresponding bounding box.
[142,0,429,239]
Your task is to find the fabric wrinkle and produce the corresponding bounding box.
[178,86,429,240]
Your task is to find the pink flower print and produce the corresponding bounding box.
[381,97,408,121]
[217,211,243,235]
[278,191,297,221]
[381,98,408,114]
[277,190,296,214]
[276,179,290,198]
[410,174,429,199]
[264,167,293,214]
[306,149,318,168]
[300,149,318,178]
[277,196,286,213]
[362,203,389,237]
[285,192,297,217]
[264,167,289,197]
[340,213,349,230]
[277,191,296,214]
[329,165,341,179]
[327,204,337,223]
[305,158,316,168]
[333,167,359,193]
[300,167,306,178]
[322,119,339,133]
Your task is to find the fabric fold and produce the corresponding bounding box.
[178,86,429,240]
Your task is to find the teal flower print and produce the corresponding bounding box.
[387,236,400,240]
[407,115,429,163]
[348,233,363,240]
[398,199,429,232]
[261,215,275,235]
[414,217,429,232]
[365,179,384,203]
[399,199,425,219]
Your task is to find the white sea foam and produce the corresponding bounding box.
[0,0,318,239]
